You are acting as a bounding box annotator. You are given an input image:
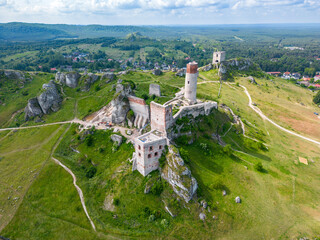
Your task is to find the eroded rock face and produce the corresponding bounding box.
[109,83,132,124]
[82,73,99,91]
[219,58,258,80]
[111,134,122,146]
[3,70,25,80]
[24,80,62,120]
[55,72,81,88]
[248,76,257,84]
[161,146,198,202]
[101,72,115,82]
[24,98,43,120]
[175,68,186,77]
[37,80,62,114]
[198,64,213,72]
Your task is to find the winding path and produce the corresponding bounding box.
[240,84,320,146]
[52,157,96,231]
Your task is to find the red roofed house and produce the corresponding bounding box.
[302,77,311,81]
[314,84,320,88]
[267,72,281,76]
[314,75,320,81]
[50,68,57,71]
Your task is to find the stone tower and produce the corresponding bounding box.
[184,62,198,105]
[213,51,226,64]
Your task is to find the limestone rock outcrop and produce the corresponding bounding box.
[198,64,213,72]
[111,134,123,146]
[161,146,198,202]
[175,68,186,77]
[82,73,99,91]
[24,98,43,120]
[24,80,62,120]
[109,83,132,124]
[219,58,259,80]
[248,76,257,84]
[101,72,115,82]
[55,72,81,88]
[2,70,25,80]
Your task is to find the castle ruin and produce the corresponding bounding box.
[213,51,226,64]
[132,61,218,176]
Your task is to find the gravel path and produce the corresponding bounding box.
[52,157,96,231]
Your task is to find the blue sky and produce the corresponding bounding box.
[0,0,319,25]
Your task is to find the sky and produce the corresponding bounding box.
[0,0,319,25]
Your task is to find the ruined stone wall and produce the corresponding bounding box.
[128,95,150,128]
[173,101,218,120]
[150,101,174,132]
[135,137,167,176]
[149,84,161,97]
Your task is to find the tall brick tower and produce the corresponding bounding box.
[184,61,198,104]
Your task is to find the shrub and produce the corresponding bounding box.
[161,219,169,228]
[113,197,120,206]
[223,144,233,156]
[86,166,97,178]
[255,162,264,172]
[179,148,190,164]
[85,135,93,146]
[150,181,164,196]
[95,85,101,91]
[313,91,320,104]
[148,215,155,222]
[142,93,149,100]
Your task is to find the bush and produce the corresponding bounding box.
[161,219,169,228]
[86,166,97,178]
[95,85,101,91]
[313,91,320,104]
[148,215,155,222]
[255,162,264,172]
[142,93,149,100]
[113,197,120,206]
[179,148,190,164]
[85,135,93,146]
[223,144,233,156]
[150,181,164,196]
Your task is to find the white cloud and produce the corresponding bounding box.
[0,0,319,24]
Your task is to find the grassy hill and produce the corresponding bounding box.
[0,69,320,239]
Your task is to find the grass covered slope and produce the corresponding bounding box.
[0,125,68,231]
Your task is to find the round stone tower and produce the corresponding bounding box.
[184,61,198,104]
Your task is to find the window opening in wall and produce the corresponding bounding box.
[149,146,153,151]
[138,153,141,157]
[188,81,189,84]
[155,152,158,156]
[148,154,151,158]
[159,145,162,150]
[138,145,141,150]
